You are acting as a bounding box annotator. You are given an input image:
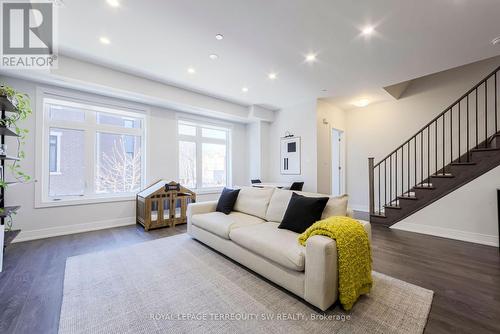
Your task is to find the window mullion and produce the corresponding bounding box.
[196,127,203,189]
[85,110,96,196]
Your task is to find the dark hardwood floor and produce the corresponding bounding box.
[0,222,499,334]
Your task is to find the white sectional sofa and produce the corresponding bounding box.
[187,186,371,311]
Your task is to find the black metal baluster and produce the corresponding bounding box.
[450,107,453,163]
[389,155,392,205]
[395,150,398,201]
[467,95,470,162]
[414,136,417,187]
[407,142,410,193]
[458,101,461,162]
[384,160,387,207]
[485,81,488,147]
[427,126,430,183]
[476,89,478,147]
[442,115,445,174]
[421,132,423,184]
[401,146,404,195]
[496,73,498,134]
[435,120,438,175]
[378,166,381,214]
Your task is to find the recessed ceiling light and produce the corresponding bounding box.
[242,87,249,93]
[215,34,224,40]
[106,0,120,7]
[491,36,500,45]
[352,98,370,107]
[187,67,196,74]
[305,53,317,63]
[361,25,375,36]
[268,72,277,80]
[99,36,111,45]
[209,54,219,60]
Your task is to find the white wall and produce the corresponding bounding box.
[1,76,248,242]
[316,100,347,194]
[346,56,500,211]
[393,165,500,247]
[266,99,318,192]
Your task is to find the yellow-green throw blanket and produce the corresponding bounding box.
[298,216,372,310]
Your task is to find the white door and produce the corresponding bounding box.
[332,129,344,196]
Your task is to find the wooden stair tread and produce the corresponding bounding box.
[431,173,454,178]
[397,195,418,200]
[384,204,401,210]
[471,147,500,152]
[450,162,476,166]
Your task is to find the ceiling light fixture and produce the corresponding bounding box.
[305,53,317,63]
[215,34,224,40]
[268,72,277,80]
[106,0,120,7]
[99,36,111,45]
[187,67,196,74]
[361,25,375,36]
[491,36,500,46]
[242,87,249,93]
[352,98,370,107]
[209,54,219,60]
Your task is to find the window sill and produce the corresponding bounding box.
[35,194,136,208]
[194,188,224,195]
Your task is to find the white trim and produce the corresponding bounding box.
[13,217,136,243]
[391,222,499,247]
[49,130,62,174]
[349,204,370,212]
[34,195,135,208]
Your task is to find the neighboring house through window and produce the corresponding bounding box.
[37,92,147,206]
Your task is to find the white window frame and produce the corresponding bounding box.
[177,117,232,193]
[35,87,148,208]
[48,131,62,175]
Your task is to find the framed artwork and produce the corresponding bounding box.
[280,136,301,175]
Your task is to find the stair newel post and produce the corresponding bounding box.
[368,157,375,215]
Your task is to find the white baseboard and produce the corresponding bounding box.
[14,217,136,243]
[391,222,499,247]
[349,204,369,212]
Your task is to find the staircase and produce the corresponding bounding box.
[369,65,500,226]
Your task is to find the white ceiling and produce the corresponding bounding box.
[58,0,500,110]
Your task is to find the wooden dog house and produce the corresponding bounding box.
[136,180,196,231]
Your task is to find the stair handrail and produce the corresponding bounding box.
[374,64,500,168]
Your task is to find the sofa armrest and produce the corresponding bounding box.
[187,201,217,234]
[304,235,338,311]
[304,220,372,311]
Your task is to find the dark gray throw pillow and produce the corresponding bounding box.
[278,192,329,233]
[216,188,240,215]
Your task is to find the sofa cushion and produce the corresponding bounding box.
[265,189,348,223]
[191,212,265,239]
[216,187,240,214]
[278,193,329,233]
[233,186,275,219]
[229,222,306,271]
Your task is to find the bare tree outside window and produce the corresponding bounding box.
[96,136,142,193]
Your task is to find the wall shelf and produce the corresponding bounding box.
[0,91,22,272]
[0,95,19,114]
[0,127,19,137]
[0,155,20,161]
[0,206,20,218]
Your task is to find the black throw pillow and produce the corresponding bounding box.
[216,188,240,215]
[278,193,329,233]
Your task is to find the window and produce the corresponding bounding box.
[39,96,146,204]
[177,120,230,190]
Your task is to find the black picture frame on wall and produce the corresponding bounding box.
[280,136,301,175]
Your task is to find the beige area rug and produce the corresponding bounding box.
[59,234,433,334]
